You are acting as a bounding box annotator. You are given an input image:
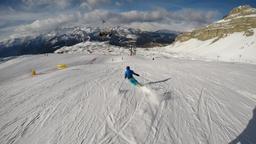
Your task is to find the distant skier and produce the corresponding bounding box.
[124,66,142,86]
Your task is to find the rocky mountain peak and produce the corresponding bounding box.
[224,5,256,19]
[176,5,256,42]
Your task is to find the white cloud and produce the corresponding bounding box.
[21,0,71,8]
[79,8,219,31]
[13,13,80,36]
[20,0,111,9]
[172,8,219,24]
[80,2,93,11]
[1,7,220,39]
[115,1,122,6]
[86,0,110,6]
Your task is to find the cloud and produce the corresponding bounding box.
[19,0,111,9]
[172,8,219,24]
[1,7,220,40]
[79,2,93,11]
[119,8,219,24]
[13,13,80,37]
[115,1,122,6]
[86,0,110,6]
[21,0,72,8]
[78,8,219,31]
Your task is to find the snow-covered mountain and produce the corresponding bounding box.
[166,5,256,63]
[0,26,177,58]
[176,5,256,42]
[0,27,91,58]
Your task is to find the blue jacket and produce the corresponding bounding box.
[125,69,139,79]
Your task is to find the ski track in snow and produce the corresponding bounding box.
[0,54,256,144]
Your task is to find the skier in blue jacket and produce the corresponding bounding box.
[125,66,142,86]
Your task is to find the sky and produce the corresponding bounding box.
[0,0,256,40]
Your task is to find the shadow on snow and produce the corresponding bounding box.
[229,107,256,144]
[144,78,171,86]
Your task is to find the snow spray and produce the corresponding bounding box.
[140,86,159,105]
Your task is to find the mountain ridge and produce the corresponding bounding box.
[176,5,256,42]
[0,26,177,58]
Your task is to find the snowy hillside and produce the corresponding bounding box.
[0,54,256,144]
[54,41,128,55]
[164,5,256,64]
[164,29,256,63]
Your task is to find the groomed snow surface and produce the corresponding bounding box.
[0,54,256,144]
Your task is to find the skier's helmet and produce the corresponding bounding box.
[126,66,130,70]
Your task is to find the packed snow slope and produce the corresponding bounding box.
[0,54,256,144]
